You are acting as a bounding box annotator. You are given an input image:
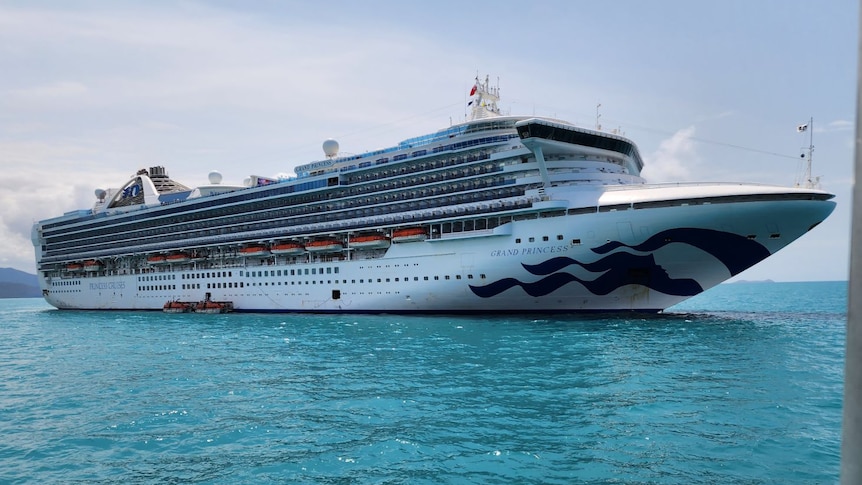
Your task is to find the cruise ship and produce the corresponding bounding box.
[31,77,836,313]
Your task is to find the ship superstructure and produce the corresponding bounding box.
[32,77,836,312]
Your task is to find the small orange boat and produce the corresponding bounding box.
[350,234,390,249]
[163,300,193,313]
[147,254,167,265]
[239,245,270,257]
[271,241,305,255]
[165,252,190,263]
[194,299,234,314]
[305,239,343,253]
[392,227,428,243]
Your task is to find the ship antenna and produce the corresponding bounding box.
[795,117,819,189]
[467,74,501,121]
[596,103,602,131]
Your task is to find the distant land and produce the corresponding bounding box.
[0,268,41,298]
[733,279,776,284]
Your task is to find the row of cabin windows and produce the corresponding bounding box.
[52,280,81,286]
[44,153,504,247]
[42,137,508,234]
[49,179,520,254]
[44,182,524,256]
[42,187,533,261]
[241,267,339,277]
[514,235,566,243]
[146,274,489,292]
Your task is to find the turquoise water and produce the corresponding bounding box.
[0,281,846,484]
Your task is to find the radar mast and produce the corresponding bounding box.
[468,74,501,120]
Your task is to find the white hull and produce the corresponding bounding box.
[39,191,833,313]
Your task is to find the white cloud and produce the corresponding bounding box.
[640,126,699,183]
[826,119,853,131]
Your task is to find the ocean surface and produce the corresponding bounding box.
[0,281,846,484]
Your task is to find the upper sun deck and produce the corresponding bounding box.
[293,116,527,178]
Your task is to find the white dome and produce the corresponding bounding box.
[208,170,223,184]
[95,188,107,200]
[323,139,339,158]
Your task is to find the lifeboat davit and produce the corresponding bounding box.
[350,233,391,249]
[392,227,428,243]
[305,239,344,253]
[271,241,306,255]
[239,245,270,257]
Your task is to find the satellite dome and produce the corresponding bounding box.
[208,170,223,184]
[322,139,339,158]
[95,188,107,200]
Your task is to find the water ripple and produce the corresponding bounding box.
[0,282,845,483]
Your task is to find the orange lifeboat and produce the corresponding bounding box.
[165,252,190,264]
[239,245,270,257]
[147,254,167,265]
[271,241,305,255]
[83,260,103,272]
[350,233,391,249]
[305,239,344,253]
[392,227,428,243]
[65,263,83,272]
[163,300,193,313]
[194,300,233,314]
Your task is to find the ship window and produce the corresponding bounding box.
[456,275,461,280]
[557,235,564,240]
[424,276,429,280]
[543,236,549,241]
[434,276,439,280]
[529,237,535,242]
[445,275,450,280]
[572,239,581,245]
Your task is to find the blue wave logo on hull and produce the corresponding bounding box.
[469,228,770,299]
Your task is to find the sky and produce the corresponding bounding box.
[0,0,856,281]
